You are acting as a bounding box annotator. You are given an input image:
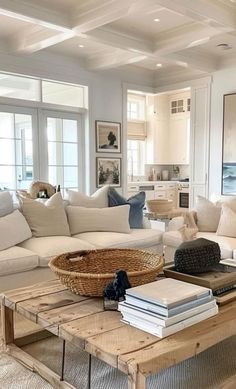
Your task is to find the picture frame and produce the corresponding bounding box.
[222,93,236,195]
[96,157,121,187]
[96,120,121,153]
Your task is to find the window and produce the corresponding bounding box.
[127,94,145,120]
[0,110,35,190]
[42,81,85,108]
[46,116,79,189]
[171,99,184,114]
[127,140,145,177]
[0,107,82,192]
[0,72,87,109]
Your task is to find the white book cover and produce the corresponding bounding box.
[125,293,213,317]
[220,258,236,267]
[126,278,212,309]
[123,305,219,338]
[119,299,217,327]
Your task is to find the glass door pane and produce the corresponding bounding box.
[41,111,81,191]
[0,107,37,191]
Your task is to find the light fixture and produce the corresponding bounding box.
[156,63,162,67]
[78,44,84,48]
[154,18,160,22]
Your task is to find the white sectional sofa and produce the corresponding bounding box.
[163,195,236,263]
[0,188,163,292]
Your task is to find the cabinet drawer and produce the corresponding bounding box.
[155,184,166,190]
[154,192,166,199]
[166,183,177,189]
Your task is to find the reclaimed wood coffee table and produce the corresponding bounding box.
[2,279,236,389]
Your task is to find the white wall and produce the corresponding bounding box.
[0,51,154,193]
[209,67,236,196]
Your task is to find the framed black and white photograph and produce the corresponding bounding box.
[96,120,121,153]
[96,157,121,187]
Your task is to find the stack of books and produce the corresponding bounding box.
[119,278,218,338]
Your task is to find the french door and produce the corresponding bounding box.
[0,105,83,193]
[39,110,83,192]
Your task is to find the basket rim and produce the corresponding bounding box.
[49,248,164,279]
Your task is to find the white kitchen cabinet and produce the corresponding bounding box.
[146,92,190,165]
[146,95,170,164]
[127,181,178,207]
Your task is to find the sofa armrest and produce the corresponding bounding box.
[168,216,185,231]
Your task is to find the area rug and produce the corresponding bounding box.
[1,334,236,389]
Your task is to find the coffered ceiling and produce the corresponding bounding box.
[1,0,236,80]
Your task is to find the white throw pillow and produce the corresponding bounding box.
[195,196,221,232]
[0,191,14,217]
[67,205,131,235]
[66,186,109,208]
[217,205,236,238]
[18,192,70,237]
[0,210,32,251]
[215,196,236,213]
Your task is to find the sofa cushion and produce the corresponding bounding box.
[217,205,236,238]
[0,191,14,217]
[108,188,145,228]
[195,196,221,232]
[0,246,38,276]
[66,186,109,208]
[19,236,96,267]
[18,192,70,237]
[0,210,32,251]
[163,230,234,259]
[74,228,163,249]
[67,205,131,235]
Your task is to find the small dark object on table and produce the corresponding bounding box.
[103,270,131,310]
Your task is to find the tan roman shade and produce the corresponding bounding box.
[127,120,146,140]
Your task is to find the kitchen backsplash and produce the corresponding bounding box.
[143,164,190,181]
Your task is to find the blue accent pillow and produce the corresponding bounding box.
[108,188,145,228]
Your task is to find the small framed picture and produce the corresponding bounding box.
[96,157,121,187]
[96,120,121,153]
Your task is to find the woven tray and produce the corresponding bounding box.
[49,248,164,296]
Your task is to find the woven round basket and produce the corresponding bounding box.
[49,248,164,297]
[146,199,173,213]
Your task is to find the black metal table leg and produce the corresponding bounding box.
[60,339,66,381]
[88,353,92,389]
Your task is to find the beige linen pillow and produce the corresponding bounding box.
[0,210,32,250]
[67,205,131,235]
[0,191,14,217]
[195,196,221,232]
[66,186,109,208]
[19,192,70,237]
[217,205,236,238]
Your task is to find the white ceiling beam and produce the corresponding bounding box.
[86,51,147,70]
[0,0,71,31]
[71,0,159,33]
[8,26,75,53]
[81,27,154,56]
[155,0,236,31]
[71,0,136,33]
[165,49,218,73]
[153,23,226,56]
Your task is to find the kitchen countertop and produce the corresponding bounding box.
[128,180,181,185]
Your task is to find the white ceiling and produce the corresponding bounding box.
[1,0,236,80]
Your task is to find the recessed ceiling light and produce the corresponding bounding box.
[78,44,84,48]
[154,18,160,22]
[156,63,162,67]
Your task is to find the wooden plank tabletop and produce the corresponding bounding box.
[3,279,236,384]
